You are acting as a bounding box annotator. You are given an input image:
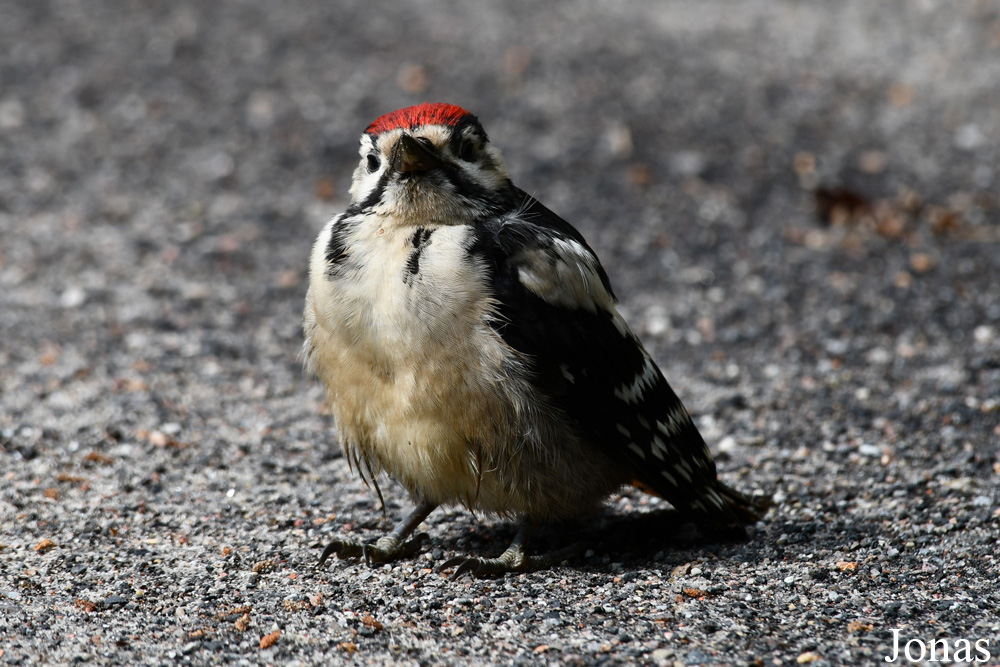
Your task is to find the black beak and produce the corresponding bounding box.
[390,135,443,174]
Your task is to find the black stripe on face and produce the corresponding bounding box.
[345,170,391,216]
[439,163,511,212]
[448,118,489,162]
[450,115,489,147]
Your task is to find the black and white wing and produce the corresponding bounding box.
[472,190,761,528]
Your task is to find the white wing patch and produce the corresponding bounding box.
[515,237,614,312]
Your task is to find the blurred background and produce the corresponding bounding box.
[1,1,998,663]
[2,0,997,458]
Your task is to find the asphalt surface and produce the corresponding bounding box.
[2,1,999,665]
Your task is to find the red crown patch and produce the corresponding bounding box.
[366,103,472,135]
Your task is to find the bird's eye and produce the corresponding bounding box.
[458,140,477,162]
[366,154,381,172]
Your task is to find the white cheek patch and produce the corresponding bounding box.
[349,167,384,204]
[462,144,509,192]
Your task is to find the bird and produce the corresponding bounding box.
[303,102,767,578]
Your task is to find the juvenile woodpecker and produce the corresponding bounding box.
[304,103,765,577]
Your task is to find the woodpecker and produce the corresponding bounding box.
[304,103,766,577]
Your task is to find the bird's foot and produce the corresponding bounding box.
[441,542,581,579]
[318,532,429,567]
[318,502,437,568]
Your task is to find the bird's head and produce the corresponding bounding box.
[348,103,513,225]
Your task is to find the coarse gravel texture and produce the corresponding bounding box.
[2,1,999,665]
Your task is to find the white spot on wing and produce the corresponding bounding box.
[657,402,692,437]
[614,355,660,405]
[661,469,678,486]
[670,403,691,428]
[628,443,646,460]
[560,363,575,383]
[651,435,668,461]
[657,419,678,438]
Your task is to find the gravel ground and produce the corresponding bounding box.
[2,1,999,665]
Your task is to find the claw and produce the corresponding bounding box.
[317,503,437,570]
[440,555,469,570]
[439,553,524,579]
[318,538,365,567]
[439,540,583,579]
[398,532,430,557]
[452,559,482,580]
[319,533,431,568]
[439,555,485,580]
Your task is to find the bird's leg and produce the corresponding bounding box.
[441,520,581,579]
[319,501,436,567]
